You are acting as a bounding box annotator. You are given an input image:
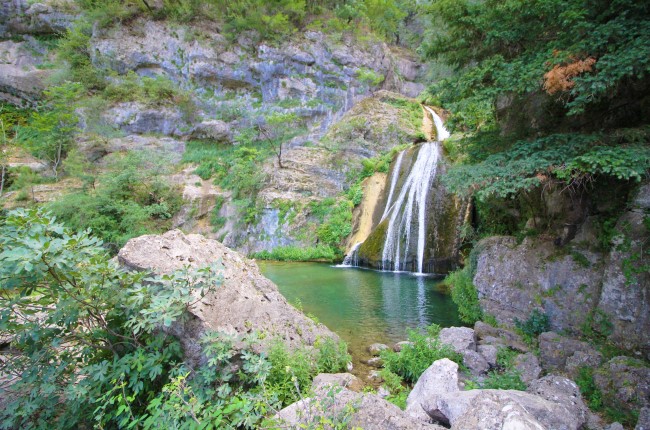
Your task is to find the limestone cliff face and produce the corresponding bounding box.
[472,182,650,359]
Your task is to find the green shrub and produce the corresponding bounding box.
[252,245,340,262]
[46,152,182,252]
[445,267,482,324]
[514,309,550,345]
[380,324,463,383]
[0,208,352,428]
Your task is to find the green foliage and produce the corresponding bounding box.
[379,369,409,409]
[424,0,650,214]
[18,83,84,177]
[356,67,385,86]
[56,20,105,89]
[380,324,463,383]
[46,152,182,251]
[444,132,650,200]
[574,366,638,426]
[0,208,351,428]
[252,245,340,262]
[514,309,550,345]
[316,200,354,248]
[444,267,482,324]
[103,72,194,109]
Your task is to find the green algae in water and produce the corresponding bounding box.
[258,262,462,371]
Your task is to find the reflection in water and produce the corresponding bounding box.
[258,262,461,371]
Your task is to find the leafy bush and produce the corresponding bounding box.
[18,83,84,177]
[514,309,550,345]
[445,267,482,324]
[252,245,340,262]
[380,324,463,383]
[0,208,351,428]
[46,152,182,251]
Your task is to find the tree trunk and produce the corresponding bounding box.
[0,164,5,196]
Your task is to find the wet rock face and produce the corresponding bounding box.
[117,229,339,367]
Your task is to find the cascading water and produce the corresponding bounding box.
[381,142,441,273]
[380,150,405,221]
[380,107,450,274]
[425,106,450,141]
[339,242,362,267]
[340,106,453,274]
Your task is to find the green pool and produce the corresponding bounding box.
[258,262,461,376]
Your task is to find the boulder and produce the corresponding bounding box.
[452,391,547,430]
[462,350,489,376]
[438,327,476,353]
[405,358,460,423]
[364,357,383,368]
[190,120,232,142]
[474,321,529,352]
[477,344,498,368]
[637,407,650,430]
[405,359,587,429]
[514,353,542,385]
[117,230,339,367]
[368,343,389,356]
[539,331,600,372]
[527,375,589,424]
[275,387,445,430]
[312,373,363,394]
[594,356,650,411]
[393,341,413,352]
[565,349,603,379]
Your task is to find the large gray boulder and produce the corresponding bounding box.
[117,230,339,367]
[275,387,444,430]
[539,331,602,372]
[190,120,232,142]
[405,359,588,429]
[438,327,476,353]
[406,358,461,423]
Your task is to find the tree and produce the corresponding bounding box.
[257,111,300,169]
[20,83,83,178]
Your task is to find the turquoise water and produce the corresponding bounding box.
[258,262,461,373]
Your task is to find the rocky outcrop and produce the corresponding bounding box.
[0,0,76,38]
[405,359,589,429]
[539,332,602,374]
[437,327,490,376]
[0,39,52,105]
[276,372,444,430]
[594,356,650,412]
[117,229,339,366]
[472,182,650,358]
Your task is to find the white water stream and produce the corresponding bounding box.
[340,106,450,274]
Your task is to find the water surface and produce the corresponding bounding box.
[258,262,461,377]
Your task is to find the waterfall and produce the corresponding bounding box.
[340,242,362,267]
[424,106,450,141]
[381,142,442,273]
[380,150,405,221]
[380,107,449,274]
